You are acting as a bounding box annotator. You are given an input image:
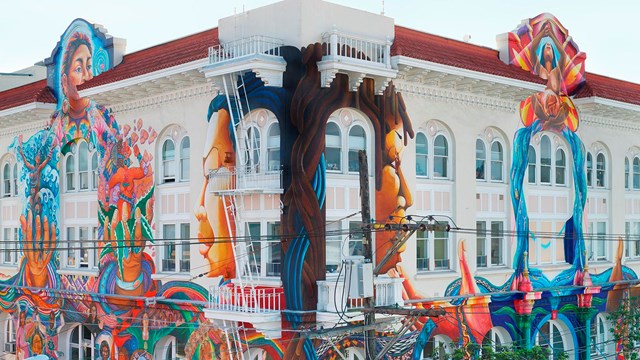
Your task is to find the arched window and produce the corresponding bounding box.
[535,320,571,360]
[69,325,94,359]
[325,122,342,172]
[243,127,260,169]
[586,153,593,187]
[634,157,640,190]
[78,141,89,190]
[540,136,551,184]
[483,327,512,351]
[66,155,76,191]
[162,139,176,183]
[475,139,485,180]
[591,314,611,357]
[416,133,429,177]
[12,164,18,196]
[13,163,18,195]
[348,125,366,172]
[528,146,537,184]
[180,137,190,181]
[155,336,177,360]
[555,149,566,185]
[4,317,15,353]
[91,152,98,190]
[2,163,10,197]
[423,335,453,359]
[490,141,503,182]
[625,157,631,190]
[433,135,448,178]
[267,124,280,172]
[596,153,606,188]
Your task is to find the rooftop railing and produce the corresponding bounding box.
[209,36,285,64]
[321,29,391,68]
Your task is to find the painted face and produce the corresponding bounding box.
[101,343,110,359]
[64,44,93,100]
[543,43,554,63]
[375,119,413,273]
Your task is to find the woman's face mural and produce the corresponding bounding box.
[62,43,93,101]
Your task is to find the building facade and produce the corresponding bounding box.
[0,1,639,359]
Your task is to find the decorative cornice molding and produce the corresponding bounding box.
[0,121,47,138]
[394,80,519,113]
[579,113,640,132]
[109,83,217,113]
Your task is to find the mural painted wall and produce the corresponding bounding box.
[0,19,214,360]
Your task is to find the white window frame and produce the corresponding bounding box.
[490,141,504,182]
[633,157,640,190]
[415,221,451,271]
[415,129,452,181]
[625,221,640,259]
[2,163,11,198]
[591,313,612,357]
[1,228,18,266]
[325,122,342,173]
[417,132,429,178]
[179,136,190,182]
[347,124,367,173]
[587,221,607,262]
[62,226,96,270]
[476,220,506,269]
[585,150,609,189]
[161,138,176,184]
[159,222,190,273]
[526,134,568,187]
[64,140,98,193]
[267,123,280,172]
[4,317,15,354]
[68,324,95,359]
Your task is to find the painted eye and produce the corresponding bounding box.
[75,67,82,73]
[87,64,92,71]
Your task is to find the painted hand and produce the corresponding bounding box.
[104,203,145,297]
[20,208,57,288]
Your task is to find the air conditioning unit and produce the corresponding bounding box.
[344,256,373,299]
[5,341,16,353]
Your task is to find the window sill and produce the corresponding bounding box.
[152,272,191,281]
[0,264,19,271]
[58,268,99,277]
[414,269,458,280]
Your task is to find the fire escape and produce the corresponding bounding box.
[201,36,287,358]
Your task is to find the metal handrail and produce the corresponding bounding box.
[209,36,285,64]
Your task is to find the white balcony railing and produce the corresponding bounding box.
[208,165,283,193]
[321,30,391,68]
[208,285,282,314]
[209,36,285,64]
[317,276,404,313]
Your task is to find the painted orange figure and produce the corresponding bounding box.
[196,108,237,279]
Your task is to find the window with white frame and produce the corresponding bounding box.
[348,125,366,173]
[162,139,176,183]
[1,228,18,265]
[158,126,190,184]
[591,313,612,357]
[625,157,631,190]
[69,325,94,359]
[326,221,342,273]
[475,139,485,180]
[482,327,511,351]
[423,335,453,359]
[180,137,190,181]
[63,226,95,269]
[416,221,451,271]
[4,317,15,353]
[415,129,452,181]
[247,222,262,275]
[535,320,570,360]
[325,122,342,172]
[267,124,280,172]
[585,150,608,189]
[476,220,505,268]
[64,140,99,193]
[2,163,10,197]
[490,142,504,182]
[526,134,568,186]
[625,221,640,259]
[242,126,261,170]
[634,157,640,190]
[587,221,607,261]
[12,163,18,196]
[266,222,281,276]
[417,133,429,177]
[348,221,364,256]
[160,223,190,273]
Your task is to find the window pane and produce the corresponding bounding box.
[528,146,536,184]
[416,229,429,270]
[434,135,448,178]
[180,137,190,181]
[434,223,449,269]
[417,133,429,177]
[162,140,176,182]
[625,157,630,190]
[555,149,565,185]
[3,164,10,196]
[91,152,98,190]
[325,123,342,171]
[490,142,503,181]
[596,153,606,188]
[475,139,485,180]
[268,125,280,172]
[67,227,76,267]
[163,224,176,272]
[248,222,261,275]
[490,221,504,266]
[635,158,640,189]
[180,223,190,272]
[348,221,363,256]
[267,222,281,276]
[348,126,366,172]
[326,221,342,273]
[12,163,18,196]
[476,222,486,267]
[79,227,89,268]
[66,155,75,191]
[587,153,593,187]
[540,136,551,183]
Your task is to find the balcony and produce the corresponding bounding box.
[318,29,397,94]
[208,165,283,195]
[316,275,404,324]
[202,36,287,88]
[205,284,283,339]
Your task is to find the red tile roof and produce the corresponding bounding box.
[3,25,640,112]
[392,25,640,107]
[0,27,218,112]
[0,80,55,112]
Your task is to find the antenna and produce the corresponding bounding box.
[381,0,385,15]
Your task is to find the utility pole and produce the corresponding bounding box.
[358,150,376,360]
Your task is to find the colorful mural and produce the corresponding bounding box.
[0,19,213,360]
